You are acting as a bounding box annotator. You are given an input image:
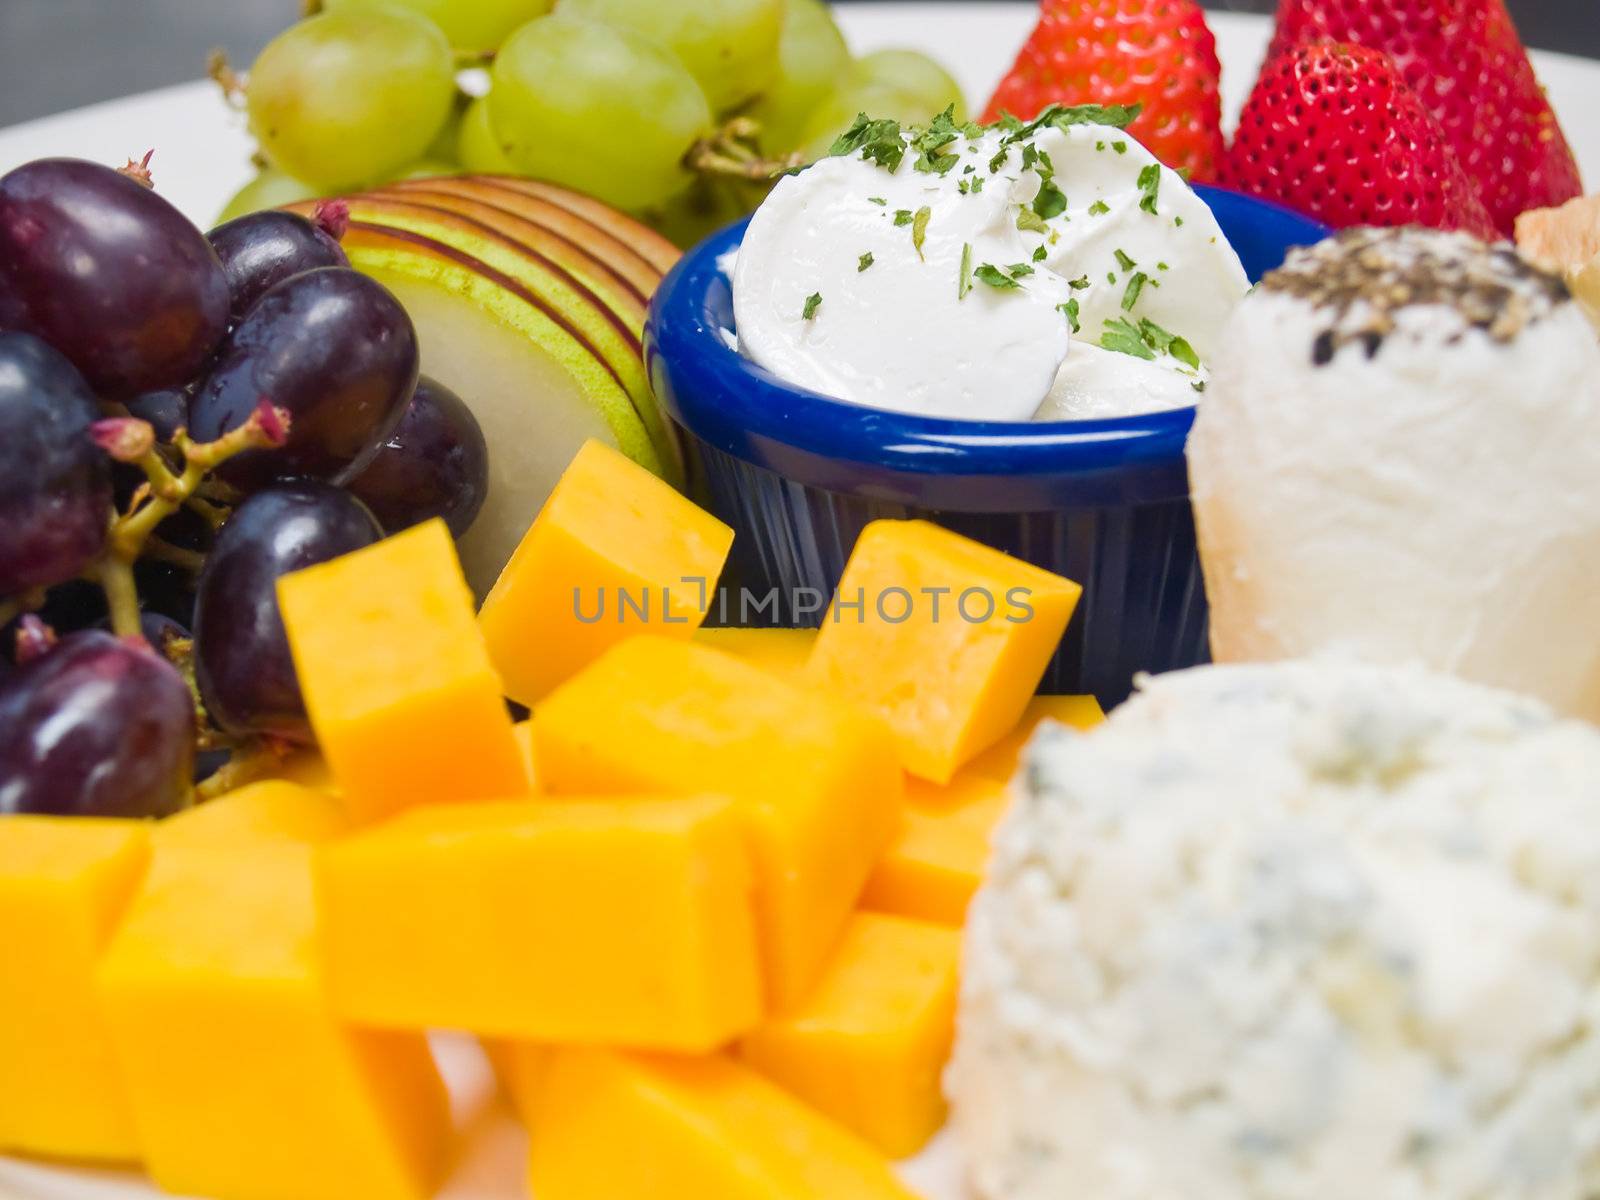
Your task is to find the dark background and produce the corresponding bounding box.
[0,0,1593,127]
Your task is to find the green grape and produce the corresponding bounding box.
[747,0,850,154]
[491,15,712,210]
[557,0,782,113]
[851,49,966,121]
[424,91,471,164]
[247,7,457,191]
[798,81,929,162]
[325,0,555,52]
[215,169,323,225]
[457,96,519,174]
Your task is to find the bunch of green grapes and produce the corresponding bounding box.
[222,0,966,248]
[325,0,559,54]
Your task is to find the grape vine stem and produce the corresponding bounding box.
[686,116,804,183]
[185,494,233,532]
[207,49,248,110]
[142,536,208,575]
[196,740,289,801]
[95,404,291,639]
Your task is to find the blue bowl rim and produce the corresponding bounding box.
[645,186,1329,506]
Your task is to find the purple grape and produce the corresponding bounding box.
[186,268,419,491]
[207,209,349,324]
[0,159,230,396]
[0,630,195,818]
[124,387,191,442]
[0,332,113,596]
[0,275,29,332]
[348,376,489,539]
[193,480,382,740]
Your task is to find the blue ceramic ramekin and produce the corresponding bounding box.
[644,188,1328,707]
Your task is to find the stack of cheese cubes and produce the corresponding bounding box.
[0,439,1101,1200]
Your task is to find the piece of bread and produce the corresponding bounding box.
[1517,193,1600,329]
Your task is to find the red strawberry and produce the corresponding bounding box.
[983,0,1225,182]
[1223,42,1497,238]
[1267,0,1582,236]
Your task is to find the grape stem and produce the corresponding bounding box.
[312,199,351,242]
[686,115,804,183]
[96,555,144,642]
[207,49,248,110]
[196,476,243,506]
[117,151,156,190]
[91,402,291,640]
[196,739,291,801]
[143,536,208,575]
[161,634,208,728]
[185,494,233,532]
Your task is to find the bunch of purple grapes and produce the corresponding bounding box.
[0,156,489,819]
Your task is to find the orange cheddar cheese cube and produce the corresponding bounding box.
[693,626,818,681]
[535,638,904,1009]
[861,774,1010,927]
[528,1048,921,1200]
[806,520,1082,784]
[97,844,449,1200]
[739,913,962,1158]
[317,797,762,1049]
[963,694,1105,782]
[273,749,341,794]
[479,438,733,705]
[0,817,149,1163]
[278,519,527,823]
[483,1038,551,1123]
[154,781,349,849]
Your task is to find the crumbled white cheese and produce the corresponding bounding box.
[949,659,1600,1200]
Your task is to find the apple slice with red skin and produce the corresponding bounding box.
[434,175,683,276]
[386,176,675,302]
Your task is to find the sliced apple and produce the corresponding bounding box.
[337,198,651,407]
[290,179,681,597]
[448,175,683,277]
[387,176,671,301]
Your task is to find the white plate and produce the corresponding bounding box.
[1,6,1597,1198]
[0,1034,963,1200]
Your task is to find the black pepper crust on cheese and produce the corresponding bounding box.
[1259,227,1573,365]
